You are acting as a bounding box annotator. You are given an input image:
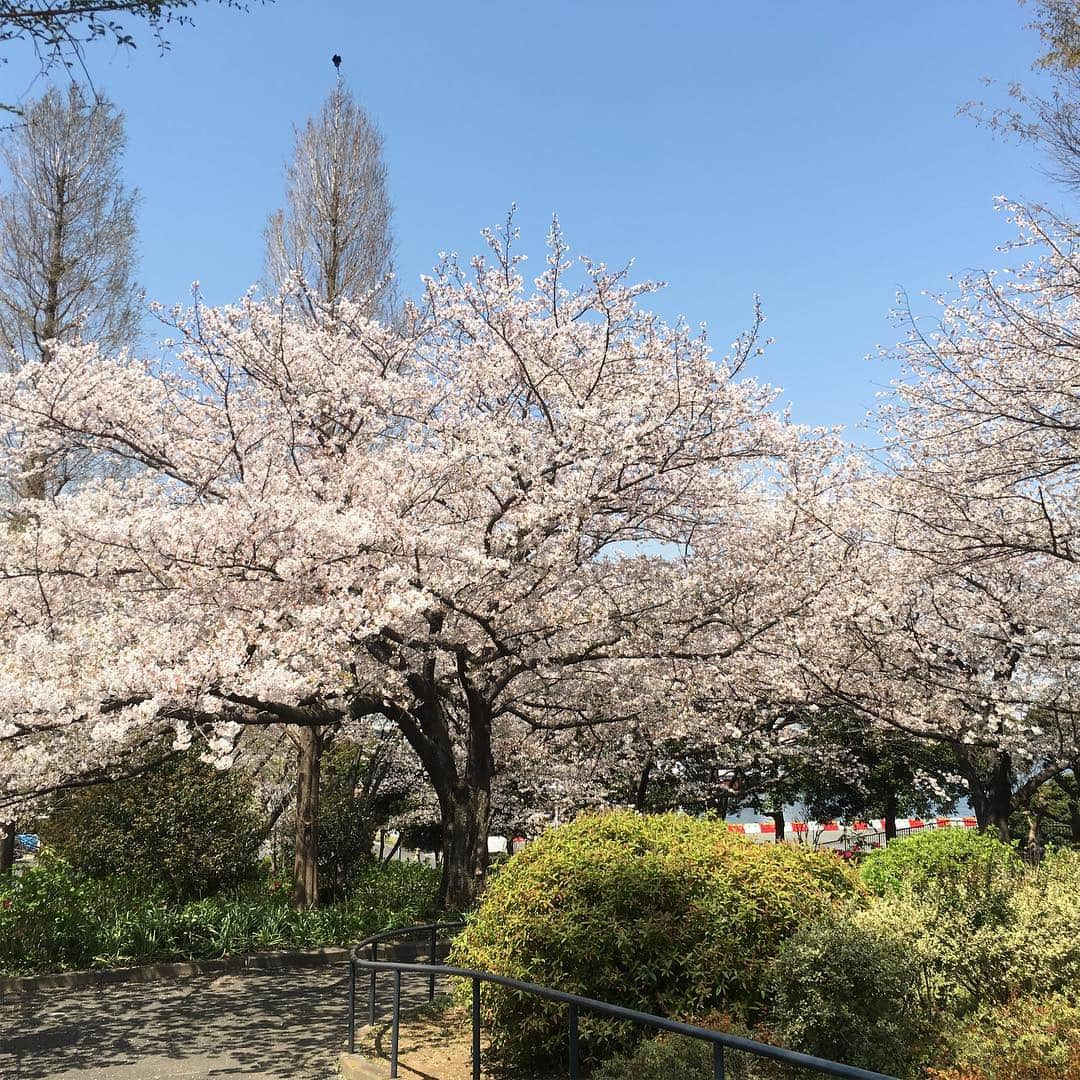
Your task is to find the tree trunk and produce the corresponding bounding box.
[768,808,785,843]
[884,789,898,842]
[292,725,323,910]
[438,782,491,911]
[973,762,1012,841]
[1025,809,1042,852]
[634,758,654,812]
[1069,797,1080,845]
[0,825,15,874]
[953,746,1013,843]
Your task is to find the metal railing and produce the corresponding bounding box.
[347,919,464,1044]
[347,921,899,1080]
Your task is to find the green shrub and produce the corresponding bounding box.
[592,1034,715,1080]
[41,750,265,900]
[449,810,861,1068]
[592,1023,781,1080]
[766,901,934,1076]
[0,855,438,975]
[859,828,1021,926]
[946,846,1080,1007]
[315,741,413,902]
[930,994,1080,1079]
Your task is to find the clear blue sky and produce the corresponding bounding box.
[0,0,1068,431]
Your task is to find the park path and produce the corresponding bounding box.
[0,965,434,1079]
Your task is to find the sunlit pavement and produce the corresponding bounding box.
[0,965,434,1079]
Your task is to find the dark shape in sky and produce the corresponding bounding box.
[332,54,342,70]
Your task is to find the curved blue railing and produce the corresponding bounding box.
[347,920,898,1080]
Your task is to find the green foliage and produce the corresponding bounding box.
[592,1024,782,1080]
[0,854,438,975]
[592,1034,715,1080]
[449,810,861,1069]
[942,847,1080,1007]
[930,994,1080,1079]
[859,827,1022,919]
[41,751,264,900]
[316,741,412,902]
[789,709,964,827]
[766,902,934,1076]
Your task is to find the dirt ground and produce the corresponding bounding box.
[358,999,562,1080]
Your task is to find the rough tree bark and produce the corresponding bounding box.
[432,692,494,911]
[292,724,323,909]
[953,747,1013,842]
[438,782,491,912]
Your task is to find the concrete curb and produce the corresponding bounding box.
[0,946,351,998]
[339,1052,390,1080]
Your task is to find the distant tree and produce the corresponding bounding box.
[0,84,140,376]
[314,737,414,900]
[0,83,140,872]
[0,2,268,106]
[264,77,395,320]
[1053,767,1080,840]
[40,749,264,899]
[792,712,964,841]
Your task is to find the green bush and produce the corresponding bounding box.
[766,902,934,1076]
[930,994,1080,1079]
[859,828,1022,925]
[592,1023,780,1080]
[41,751,265,900]
[0,854,438,975]
[449,811,862,1068]
[944,846,1080,1007]
[592,1034,715,1080]
[315,741,413,902]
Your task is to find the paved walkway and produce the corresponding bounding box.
[0,966,437,1079]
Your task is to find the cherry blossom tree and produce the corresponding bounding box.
[879,203,1080,569]
[802,211,1080,839]
[0,222,840,908]
[803,515,1078,839]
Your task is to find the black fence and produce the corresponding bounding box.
[815,818,976,854]
[347,921,899,1080]
[812,817,1078,865]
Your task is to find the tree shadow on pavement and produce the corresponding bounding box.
[0,966,434,1079]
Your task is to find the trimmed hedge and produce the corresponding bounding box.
[449,810,861,1068]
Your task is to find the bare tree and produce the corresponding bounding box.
[0,83,141,872]
[264,76,395,320]
[0,84,141,369]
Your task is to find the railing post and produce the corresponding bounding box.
[390,969,401,1079]
[713,1041,725,1080]
[429,924,437,1001]
[471,977,481,1080]
[347,957,356,1054]
[367,941,378,1026]
[568,1003,580,1080]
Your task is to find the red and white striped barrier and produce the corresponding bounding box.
[726,817,978,839]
